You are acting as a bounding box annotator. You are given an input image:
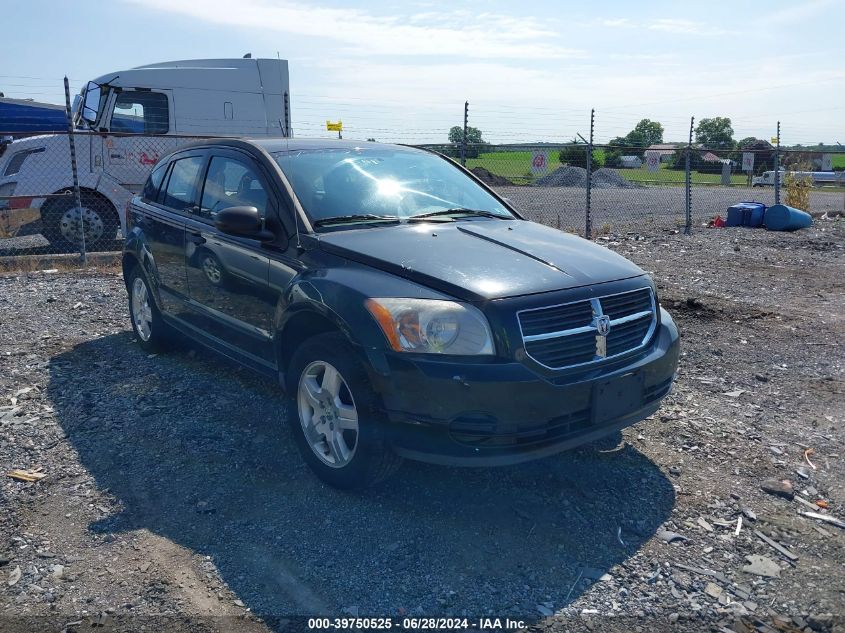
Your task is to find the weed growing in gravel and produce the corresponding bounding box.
[784,167,813,211]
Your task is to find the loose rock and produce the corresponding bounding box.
[761,479,794,500]
[741,555,781,578]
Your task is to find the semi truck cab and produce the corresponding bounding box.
[0,58,291,250]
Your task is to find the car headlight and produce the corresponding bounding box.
[0,182,16,197]
[365,298,494,355]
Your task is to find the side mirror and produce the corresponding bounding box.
[215,206,274,241]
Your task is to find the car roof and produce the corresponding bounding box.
[191,137,426,155]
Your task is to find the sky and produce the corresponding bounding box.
[1,0,843,146]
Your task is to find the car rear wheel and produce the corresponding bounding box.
[287,332,402,488]
[127,267,169,351]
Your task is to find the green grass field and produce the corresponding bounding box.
[832,154,845,169]
[465,150,749,186]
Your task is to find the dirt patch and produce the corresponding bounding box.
[470,166,514,186]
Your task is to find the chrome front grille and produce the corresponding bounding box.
[517,288,656,370]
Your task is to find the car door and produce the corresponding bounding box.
[183,150,277,366]
[138,151,206,316]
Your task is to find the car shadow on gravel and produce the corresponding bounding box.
[47,334,675,623]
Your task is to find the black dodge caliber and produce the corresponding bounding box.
[122,138,679,488]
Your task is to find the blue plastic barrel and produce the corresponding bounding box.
[764,204,813,231]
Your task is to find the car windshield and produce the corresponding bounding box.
[272,146,514,226]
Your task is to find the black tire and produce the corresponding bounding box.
[41,191,120,252]
[287,332,402,489]
[126,265,170,352]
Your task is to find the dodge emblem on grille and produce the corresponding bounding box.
[595,315,611,337]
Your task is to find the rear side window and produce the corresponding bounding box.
[142,162,167,201]
[199,156,268,220]
[110,90,169,134]
[160,156,204,211]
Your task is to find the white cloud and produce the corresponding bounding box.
[594,16,735,36]
[647,18,733,36]
[761,0,835,25]
[124,0,583,60]
[600,18,631,27]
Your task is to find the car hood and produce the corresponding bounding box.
[316,219,646,301]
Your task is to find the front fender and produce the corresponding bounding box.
[276,261,452,353]
[277,277,384,351]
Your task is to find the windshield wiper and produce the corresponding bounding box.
[313,214,400,227]
[409,208,509,221]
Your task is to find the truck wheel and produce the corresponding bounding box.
[41,192,120,252]
[126,266,170,351]
[287,332,402,489]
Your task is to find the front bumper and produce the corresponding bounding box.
[367,309,680,466]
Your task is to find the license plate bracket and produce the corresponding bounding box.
[593,371,645,425]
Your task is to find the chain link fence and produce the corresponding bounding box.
[1,119,844,258]
[0,131,218,255]
[418,141,845,238]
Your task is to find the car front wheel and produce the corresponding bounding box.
[287,332,402,489]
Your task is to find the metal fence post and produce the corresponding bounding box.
[460,101,468,167]
[63,77,86,264]
[685,116,694,234]
[283,90,291,137]
[584,108,594,240]
[774,121,781,205]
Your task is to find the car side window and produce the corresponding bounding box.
[142,162,167,201]
[160,156,204,212]
[199,156,268,221]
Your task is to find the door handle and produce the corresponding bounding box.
[188,232,206,245]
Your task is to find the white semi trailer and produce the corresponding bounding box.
[0,58,291,250]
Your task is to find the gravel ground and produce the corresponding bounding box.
[1,219,843,632]
[501,185,844,234]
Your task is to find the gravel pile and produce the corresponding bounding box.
[593,168,641,189]
[535,166,640,188]
[1,223,844,631]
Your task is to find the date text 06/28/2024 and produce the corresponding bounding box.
[307,617,527,630]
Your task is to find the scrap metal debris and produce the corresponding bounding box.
[798,511,845,530]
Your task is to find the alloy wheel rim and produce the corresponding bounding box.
[131,277,153,342]
[297,360,359,468]
[59,206,105,244]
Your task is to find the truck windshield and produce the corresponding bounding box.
[272,147,513,226]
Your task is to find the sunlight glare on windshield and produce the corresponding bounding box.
[376,178,403,197]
